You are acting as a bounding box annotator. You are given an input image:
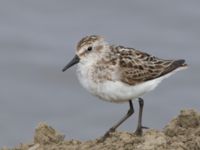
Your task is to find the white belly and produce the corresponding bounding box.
[89,78,162,103]
[77,69,161,103]
[76,64,186,103]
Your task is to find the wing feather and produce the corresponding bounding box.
[114,46,185,85]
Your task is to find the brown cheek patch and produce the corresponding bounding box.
[79,51,86,57]
[96,45,103,51]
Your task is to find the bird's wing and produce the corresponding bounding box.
[115,46,186,85]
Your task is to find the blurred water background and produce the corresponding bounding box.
[0,0,199,147]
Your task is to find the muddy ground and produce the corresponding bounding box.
[1,109,200,150]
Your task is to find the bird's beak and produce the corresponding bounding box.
[62,55,80,72]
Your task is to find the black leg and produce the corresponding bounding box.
[102,100,134,140]
[135,98,148,135]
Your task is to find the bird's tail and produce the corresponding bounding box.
[168,59,188,74]
[173,59,188,68]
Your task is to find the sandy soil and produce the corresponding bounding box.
[1,109,200,150]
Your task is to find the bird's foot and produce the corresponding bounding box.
[134,126,149,136]
[97,128,115,143]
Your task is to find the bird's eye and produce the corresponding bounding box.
[87,46,92,51]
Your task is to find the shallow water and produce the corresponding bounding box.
[0,0,199,147]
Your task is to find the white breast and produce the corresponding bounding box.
[76,62,97,93]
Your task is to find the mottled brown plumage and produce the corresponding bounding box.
[109,45,186,85]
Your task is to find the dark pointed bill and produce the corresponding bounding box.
[62,55,80,72]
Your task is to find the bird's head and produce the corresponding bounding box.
[62,35,107,72]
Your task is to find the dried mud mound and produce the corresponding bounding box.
[2,109,200,150]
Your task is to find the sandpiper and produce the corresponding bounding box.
[62,35,187,139]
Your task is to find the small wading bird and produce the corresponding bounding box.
[62,35,187,140]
